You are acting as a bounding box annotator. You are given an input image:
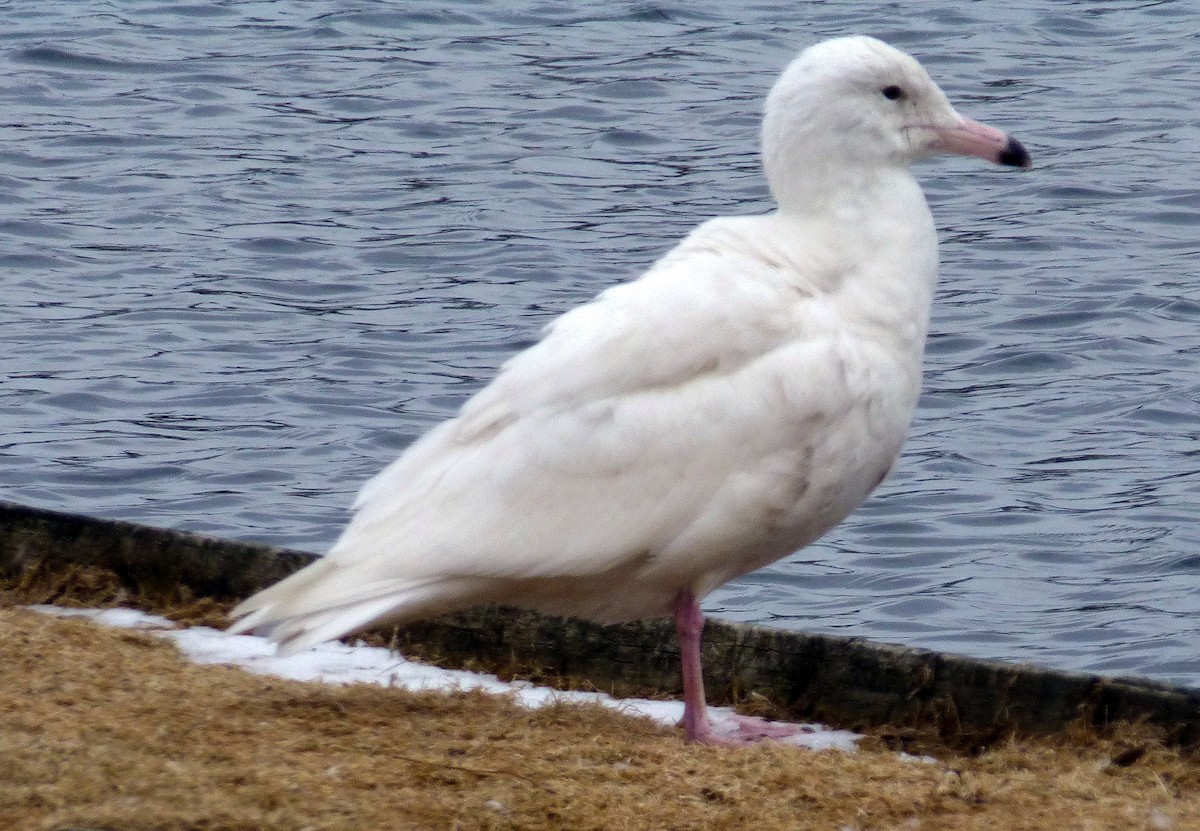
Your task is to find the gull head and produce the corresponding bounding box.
[762,36,1030,207]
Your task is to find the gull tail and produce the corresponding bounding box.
[227,558,479,656]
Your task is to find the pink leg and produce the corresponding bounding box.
[673,590,714,743]
[673,590,825,746]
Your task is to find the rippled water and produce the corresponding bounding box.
[2,2,1197,686]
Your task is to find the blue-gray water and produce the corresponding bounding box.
[2,2,1198,687]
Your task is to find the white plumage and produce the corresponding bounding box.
[230,36,1029,744]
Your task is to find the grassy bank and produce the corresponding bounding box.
[1,600,1196,830]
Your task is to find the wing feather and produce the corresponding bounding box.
[332,217,864,581]
[231,212,923,638]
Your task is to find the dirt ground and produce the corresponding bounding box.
[0,592,1197,831]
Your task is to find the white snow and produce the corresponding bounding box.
[30,604,860,752]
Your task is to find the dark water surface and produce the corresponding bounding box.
[3,2,1198,686]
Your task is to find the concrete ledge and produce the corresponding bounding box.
[0,500,315,599]
[2,499,1197,747]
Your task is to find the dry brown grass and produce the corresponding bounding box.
[1,599,1198,831]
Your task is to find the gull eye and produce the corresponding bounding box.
[881,85,905,101]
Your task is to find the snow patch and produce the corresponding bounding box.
[31,605,861,752]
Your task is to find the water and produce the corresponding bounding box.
[2,1,1197,687]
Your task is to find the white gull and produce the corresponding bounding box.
[230,35,1031,745]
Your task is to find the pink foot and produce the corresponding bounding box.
[672,591,825,747]
[707,714,823,745]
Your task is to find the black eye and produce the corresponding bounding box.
[881,85,905,101]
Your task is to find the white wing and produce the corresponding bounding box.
[342,216,867,568]
[231,212,930,651]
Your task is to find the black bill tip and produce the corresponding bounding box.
[998,136,1032,169]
